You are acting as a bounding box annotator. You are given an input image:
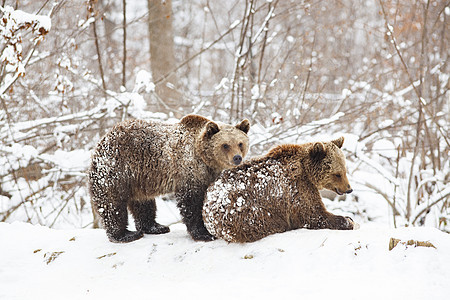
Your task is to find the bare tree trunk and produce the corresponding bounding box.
[147,0,182,111]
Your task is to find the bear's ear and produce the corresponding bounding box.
[205,121,220,138]
[331,136,344,148]
[310,142,326,161]
[235,119,250,134]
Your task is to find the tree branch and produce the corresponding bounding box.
[378,0,449,148]
[122,0,127,88]
[412,191,450,225]
[89,0,107,99]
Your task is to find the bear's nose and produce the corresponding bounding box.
[233,155,242,165]
[346,188,353,194]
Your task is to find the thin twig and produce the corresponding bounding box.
[230,0,251,122]
[392,145,401,228]
[300,31,315,112]
[122,0,127,88]
[251,1,273,118]
[364,182,401,216]
[412,191,450,225]
[89,0,107,99]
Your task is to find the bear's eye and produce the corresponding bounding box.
[238,142,243,149]
[222,144,230,150]
[335,174,342,178]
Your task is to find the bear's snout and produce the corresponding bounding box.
[335,186,352,195]
[233,155,242,165]
[345,184,353,194]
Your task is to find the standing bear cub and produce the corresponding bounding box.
[89,114,250,243]
[203,137,358,243]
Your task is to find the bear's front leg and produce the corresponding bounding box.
[310,211,356,230]
[175,185,215,241]
[300,191,357,230]
[327,214,356,230]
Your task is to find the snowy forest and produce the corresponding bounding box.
[0,0,449,233]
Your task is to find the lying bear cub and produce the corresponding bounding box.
[203,137,358,243]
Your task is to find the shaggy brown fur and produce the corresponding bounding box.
[89,114,250,243]
[203,137,356,243]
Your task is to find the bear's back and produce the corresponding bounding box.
[203,158,296,242]
[90,118,207,199]
[96,119,194,162]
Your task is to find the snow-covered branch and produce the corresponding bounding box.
[0,6,51,95]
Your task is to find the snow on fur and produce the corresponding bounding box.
[204,161,290,241]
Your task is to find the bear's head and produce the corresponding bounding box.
[309,137,353,195]
[199,119,250,171]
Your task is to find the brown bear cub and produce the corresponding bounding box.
[203,137,357,243]
[88,115,250,243]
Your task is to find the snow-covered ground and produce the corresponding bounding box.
[1,198,449,300]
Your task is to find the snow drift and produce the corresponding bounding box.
[1,221,449,300]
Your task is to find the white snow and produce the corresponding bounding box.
[1,5,51,33]
[0,221,449,300]
[133,69,155,93]
[40,149,91,172]
[8,7,51,32]
[229,19,241,29]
